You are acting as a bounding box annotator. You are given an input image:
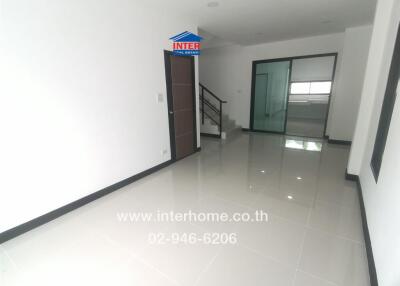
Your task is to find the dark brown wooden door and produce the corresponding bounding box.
[164,52,196,160]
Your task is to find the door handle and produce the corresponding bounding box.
[169,111,174,114]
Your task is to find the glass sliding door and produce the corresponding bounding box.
[286,56,336,138]
[252,61,291,133]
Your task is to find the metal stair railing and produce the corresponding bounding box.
[199,83,227,137]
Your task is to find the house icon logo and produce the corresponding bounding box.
[170,31,203,56]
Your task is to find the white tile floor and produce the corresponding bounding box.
[286,117,326,138]
[0,133,370,286]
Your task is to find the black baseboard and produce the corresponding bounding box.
[327,137,352,145]
[345,169,358,181]
[241,128,284,135]
[345,173,378,286]
[200,132,221,138]
[243,129,347,142]
[0,160,173,244]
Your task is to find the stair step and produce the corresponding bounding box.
[221,126,241,140]
[201,106,239,140]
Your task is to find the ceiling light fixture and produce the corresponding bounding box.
[207,1,219,8]
[287,195,293,200]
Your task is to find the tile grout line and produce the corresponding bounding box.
[129,251,181,286]
[239,243,296,269]
[1,247,20,272]
[192,247,222,286]
[290,205,312,286]
[103,232,181,286]
[297,269,339,286]
[291,206,360,286]
[305,225,365,245]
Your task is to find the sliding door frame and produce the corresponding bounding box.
[249,52,338,137]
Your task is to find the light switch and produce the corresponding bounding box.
[157,92,164,103]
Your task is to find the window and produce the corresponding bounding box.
[290,81,332,94]
[310,81,332,94]
[290,82,310,94]
[371,24,400,181]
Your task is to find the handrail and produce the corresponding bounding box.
[199,83,227,103]
[203,98,219,113]
[199,83,227,138]
[199,107,220,126]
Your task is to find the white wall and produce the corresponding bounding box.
[347,0,400,285]
[0,0,199,233]
[199,33,344,133]
[348,8,396,175]
[330,25,372,141]
[199,27,372,140]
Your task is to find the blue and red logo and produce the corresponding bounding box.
[170,31,203,56]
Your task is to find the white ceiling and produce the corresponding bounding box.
[198,28,235,49]
[148,0,376,46]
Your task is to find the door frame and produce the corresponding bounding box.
[164,50,197,161]
[249,52,338,138]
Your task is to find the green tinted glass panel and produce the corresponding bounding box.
[253,61,290,132]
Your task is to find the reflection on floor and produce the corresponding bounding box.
[253,110,286,132]
[0,133,370,286]
[285,137,323,152]
[286,117,326,138]
[253,111,326,138]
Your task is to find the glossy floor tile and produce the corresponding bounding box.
[286,117,326,138]
[299,228,369,286]
[0,132,369,286]
[195,245,296,286]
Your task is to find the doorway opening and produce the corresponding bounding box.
[250,53,337,138]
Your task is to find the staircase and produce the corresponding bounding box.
[199,83,240,139]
